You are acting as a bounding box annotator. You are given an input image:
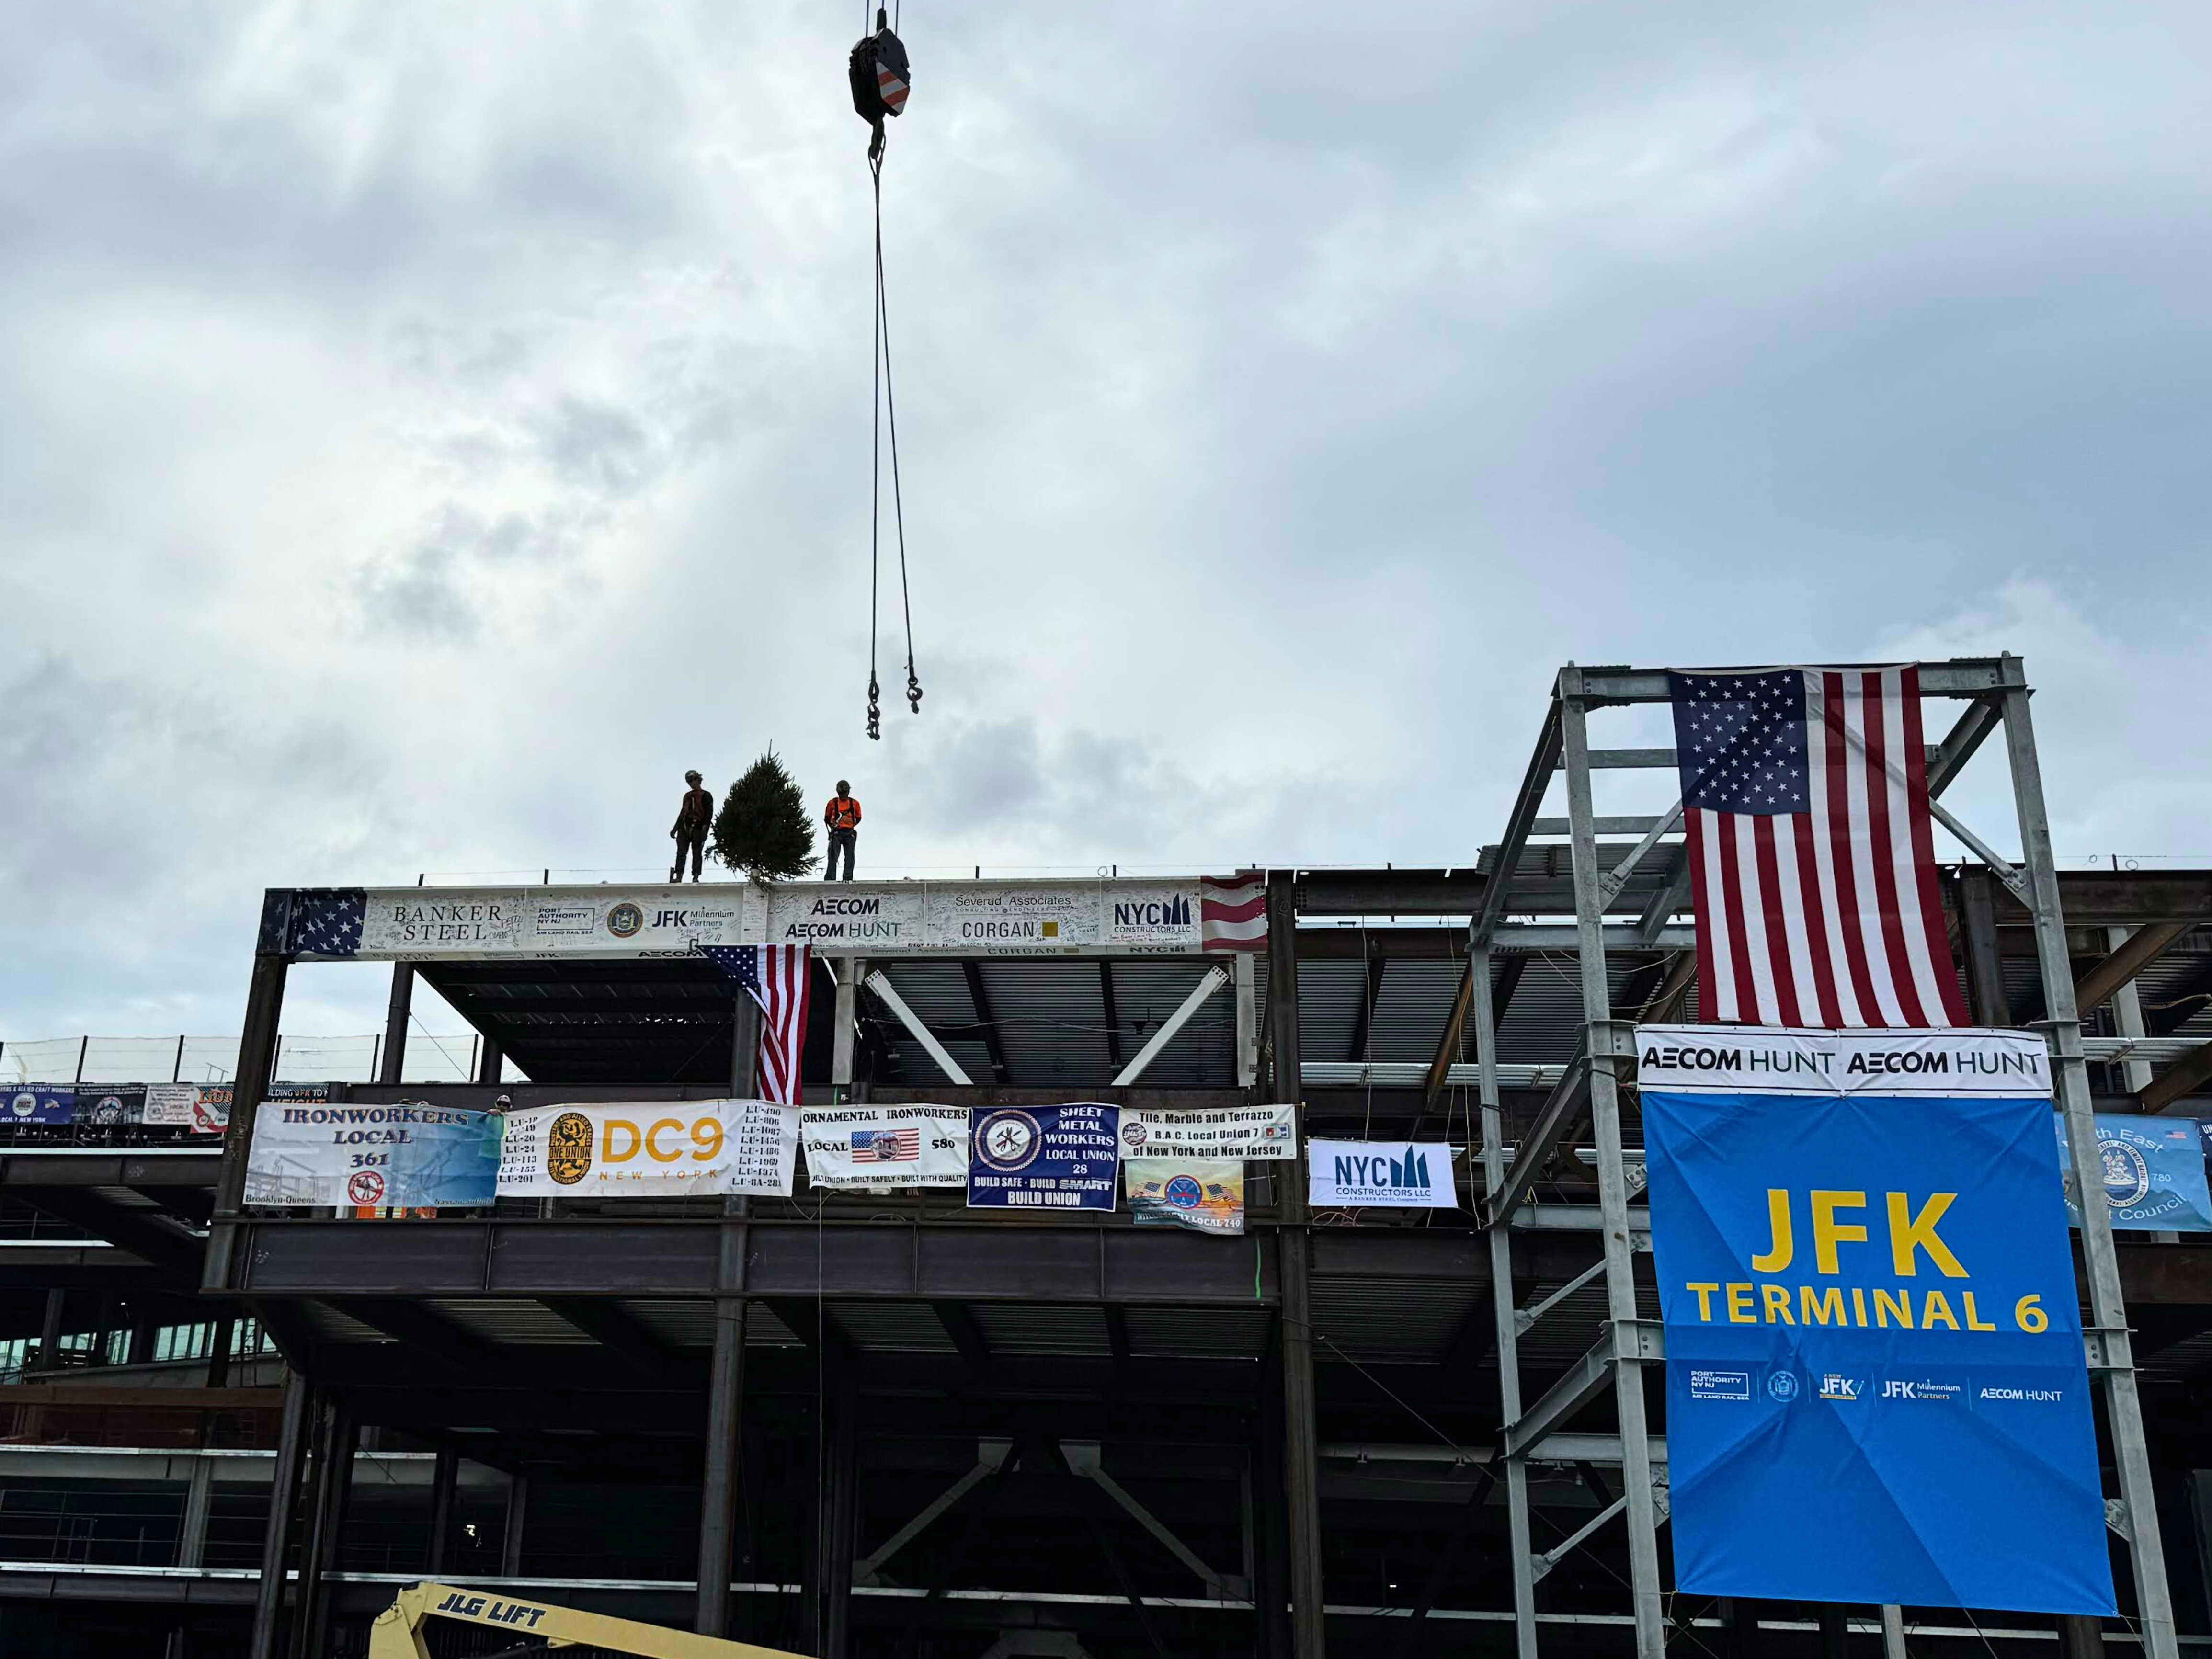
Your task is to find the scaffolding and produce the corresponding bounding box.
[1473,656,2176,1659]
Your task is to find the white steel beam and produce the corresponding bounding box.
[863,970,973,1086]
[1110,966,1229,1086]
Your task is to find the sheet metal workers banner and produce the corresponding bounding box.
[802,1104,968,1189]
[498,1100,797,1198]
[2062,1114,2212,1232]
[1117,1104,1295,1160]
[245,1101,502,1208]
[967,1104,1120,1211]
[1639,1024,2112,1613]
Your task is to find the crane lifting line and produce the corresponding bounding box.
[863,0,919,741]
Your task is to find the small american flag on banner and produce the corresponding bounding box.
[698,944,814,1104]
[1671,666,1968,1029]
[853,1125,921,1162]
[1200,873,1267,952]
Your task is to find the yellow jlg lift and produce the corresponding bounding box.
[369,1582,806,1659]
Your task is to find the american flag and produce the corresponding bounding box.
[1670,667,1968,1029]
[1199,872,1267,952]
[853,1125,921,1162]
[290,890,366,958]
[698,944,814,1104]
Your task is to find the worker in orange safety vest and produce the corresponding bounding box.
[823,781,863,881]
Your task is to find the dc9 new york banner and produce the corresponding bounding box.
[1638,1024,2112,1614]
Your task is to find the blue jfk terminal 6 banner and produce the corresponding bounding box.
[1638,1025,2113,1613]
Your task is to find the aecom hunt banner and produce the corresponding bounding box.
[1640,1023,2112,1613]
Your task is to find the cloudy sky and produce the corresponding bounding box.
[3,1,2209,1048]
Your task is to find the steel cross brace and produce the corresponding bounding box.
[1503,1320,1666,1461]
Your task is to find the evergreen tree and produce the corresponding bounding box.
[712,749,819,884]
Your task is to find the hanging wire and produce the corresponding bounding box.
[862,10,920,739]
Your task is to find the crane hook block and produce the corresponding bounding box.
[849,12,911,127]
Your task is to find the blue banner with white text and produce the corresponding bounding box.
[1640,1024,2113,1613]
[967,1103,1120,1211]
[2063,1114,2212,1232]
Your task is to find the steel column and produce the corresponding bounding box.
[427,1446,458,1575]
[178,1454,216,1569]
[1881,1605,1908,1659]
[1236,952,1259,1088]
[502,1472,529,1576]
[207,951,289,1292]
[824,1367,859,1659]
[2106,929,2155,1095]
[35,1289,63,1374]
[1559,672,1665,1659]
[206,1307,234,1389]
[379,965,413,1085]
[2001,670,2176,1659]
[1474,945,1538,1659]
[296,1398,356,1659]
[733,995,762,1098]
[474,1034,502,1085]
[833,958,863,1101]
[1268,871,1326,1659]
[697,1294,749,1636]
[249,1367,312,1659]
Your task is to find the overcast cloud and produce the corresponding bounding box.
[3,2,2209,1044]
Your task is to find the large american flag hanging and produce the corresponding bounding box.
[1670,666,1967,1029]
[698,944,814,1104]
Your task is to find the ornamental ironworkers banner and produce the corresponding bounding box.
[967,1104,1120,1211]
[802,1104,968,1189]
[1125,1158,1244,1235]
[1639,1023,2113,1613]
[497,1100,797,1198]
[1306,1139,1459,1208]
[2062,1114,2212,1232]
[1117,1103,1296,1160]
[245,1102,502,1208]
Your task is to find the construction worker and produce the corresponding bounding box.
[823,780,863,881]
[669,770,714,883]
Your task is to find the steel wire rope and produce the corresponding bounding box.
[863,84,920,739]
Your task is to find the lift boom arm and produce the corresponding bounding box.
[368,1581,804,1659]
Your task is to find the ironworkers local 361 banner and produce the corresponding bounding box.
[1638,1023,2112,1613]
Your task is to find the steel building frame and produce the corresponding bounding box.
[1473,656,2176,1659]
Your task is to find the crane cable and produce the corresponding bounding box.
[862,0,918,740]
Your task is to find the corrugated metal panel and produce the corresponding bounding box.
[1368,959,1461,1065]
[985,959,1114,1085]
[1310,1276,1477,1363]
[426,1299,595,1344]
[302,1304,392,1345]
[828,1302,956,1353]
[624,1299,718,1347]
[1124,1306,1271,1361]
[970,1303,1111,1358]
[1297,961,1363,1068]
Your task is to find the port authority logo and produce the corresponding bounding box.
[1688,1368,1751,1402]
[974,1109,1043,1173]
[1817,1374,1864,1402]
[605,902,644,939]
[1767,1369,1801,1403]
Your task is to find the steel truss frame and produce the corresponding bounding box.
[1474,657,2176,1659]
